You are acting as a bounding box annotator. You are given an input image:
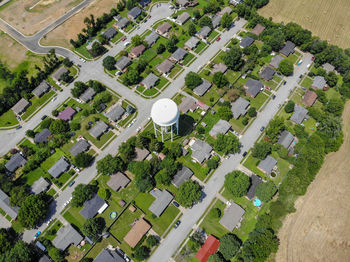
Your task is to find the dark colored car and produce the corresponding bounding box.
[283,81,287,85]
[69,181,75,187]
[41,115,47,120]
[242,151,247,157]
[260,126,265,132]
[173,201,180,208]
[16,126,22,130]
[272,95,276,100]
[174,220,181,229]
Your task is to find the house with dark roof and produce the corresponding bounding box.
[102,27,117,40]
[134,147,150,161]
[33,81,50,97]
[209,119,231,138]
[105,105,125,122]
[190,139,212,163]
[184,37,200,50]
[80,194,108,219]
[193,79,212,97]
[290,104,308,124]
[280,41,295,57]
[93,249,125,262]
[34,128,51,144]
[128,7,141,20]
[52,67,68,82]
[116,56,131,71]
[141,73,159,89]
[302,89,318,106]
[260,66,276,81]
[312,76,327,90]
[196,26,211,39]
[156,59,174,75]
[179,96,197,113]
[195,235,220,262]
[58,106,76,121]
[270,55,284,68]
[107,172,130,192]
[52,224,83,251]
[218,6,232,16]
[246,174,263,200]
[69,139,90,156]
[170,48,187,63]
[212,63,228,74]
[114,17,129,29]
[219,202,245,231]
[145,32,159,46]
[258,155,277,174]
[156,22,172,37]
[251,24,265,36]
[240,36,254,48]
[231,97,250,119]
[139,0,151,8]
[124,218,151,248]
[0,189,18,219]
[48,157,70,178]
[245,79,263,98]
[5,153,26,173]
[277,130,295,149]
[172,166,194,187]
[212,15,221,28]
[80,87,96,103]
[149,189,174,217]
[31,177,50,195]
[129,44,146,58]
[176,12,191,25]
[89,121,109,139]
[12,98,30,115]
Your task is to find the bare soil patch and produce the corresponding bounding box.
[41,0,118,49]
[0,0,84,35]
[276,101,350,262]
[259,0,350,49]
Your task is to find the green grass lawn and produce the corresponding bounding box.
[301,77,313,89]
[41,149,65,172]
[207,31,220,42]
[243,154,267,179]
[44,220,62,241]
[84,236,120,259]
[168,64,183,79]
[140,49,157,62]
[75,42,93,59]
[178,152,210,181]
[194,41,207,54]
[0,110,18,127]
[182,53,196,66]
[22,91,55,120]
[287,54,299,65]
[63,206,86,229]
[143,88,159,97]
[249,92,269,110]
[111,31,124,44]
[22,167,48,186]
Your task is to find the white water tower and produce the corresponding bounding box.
[151,98,180,142]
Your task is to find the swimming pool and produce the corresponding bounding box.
[254,198,262,207]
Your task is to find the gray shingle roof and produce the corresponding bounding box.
[209,119,231,137]
[52,224,83,251]
[134,147,150,161]
[218,6,232,16]
[312,76,326,89]
[0,189,18,219]
[197,26,211,38]
[52,67,68,82]
[145,32,159,46]
[176,12,190,25]
[5,153,27,173]
[33,81,50,97]
[322,63,335,73]
[69,139,90,156]
[107,172,130,191]
[231,97,250,119]
[179,96,196,113]
[141,73,159,89]
[258,155,277,174]
[115,17,129,29]
[212,63,228,74]
[39,255,51,262]
[290,104,308,124]
[193,79,212,96]
[11,98,30,115]
[48,157,70,178]
[93,249,125,262]
[102,27,117,40]
[34,128,52,144]
[157,22,171,35]
[246,174,263,200]
[116,56,131,71]
[149,189,174,217]
[184,36,200,50]
[277,130,294,149]
[219,202,245,231]
[105,105,125,122]
[156,59,174,74]
[191,139,212,163]
[176,0,189,6]
[130,44,146,57]
[172,166,194,187]
[280,41,295,57]
[80,194,106,219]
[31,177,50,195]
[260,66,276,81]
[240,36,254,48]
[79,87,96,103]
[270,55,284,68]
[89,121,109,139]
[245,79,263,98]
[170,48,187,62]
[212,15,221,28]
[251,24,265,36]
[128,6,141,19]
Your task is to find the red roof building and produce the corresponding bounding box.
[195,235,220,262]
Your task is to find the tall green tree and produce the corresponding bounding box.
[213,72,228,88]
[82,217,106,242]
[256,181,278,202]
[185,72,202,90]
[219,234,241,260]
[278,59,294,76]
[74,153,93,168]
[221,13,232,29]
[97,154,123,175]
[222,47,243,71]
[176,180,202,207]
[224,171,250,197]
[251,141,272,160]
[71,184,96,207]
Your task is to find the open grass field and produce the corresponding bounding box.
[276,101,350,262]
[259,0,350,49]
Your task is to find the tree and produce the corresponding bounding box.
[97,154,123,175]
[146,235,159,247]
[97,188,110,200]
[206,156,219,170]
[199,16,213,29]
[210,207,221,218]
[248,107,257,117]
[256,181,277,202]
[102,56,116,70]
[166,35,178,53]
[0,228,14,254]
[155,169,172,186]
[208,253,225,262]
[82,217,106,242]
[4,241,35,262]
[25,130,35,138]
[126,0,137,10]
[185,71,202,90]
[48,247,64,262]
[326,71,338,87]
[177,180,202,207]
[252,141,272,160]
[118,141,135,163]
[17,193,49,228]
[131,35,143,46]
[219,234,241,260]
[224,171,250,197]
[222,47,243,71]
[123,68,140,86]
[156,43,165,54]
[265,117,285,142]
[221,13,232,29]
[90,42,106,57]
[217,106,232,121]
[278,59,294,76]
[62,58,73,67]
[74,153,93,168]
[214,134,240,155]
[213,72,228,88]
[59,71,73,83]
[324,98,344,116]
[284,100,295,113]
[71,184,96,207]
[134,246,150,260]
[9,186,29,207]
[70,122,80,131]
[49,119,69,134]
[188,23,197,36]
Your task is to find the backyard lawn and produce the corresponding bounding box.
[0,110,18,127]
[22,91,56,120]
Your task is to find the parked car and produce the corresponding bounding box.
[16,126,22,130]
[34,231,41,239]
[272,95,276,100]
[69,181,75,187]
[173,201,180,207]
[242,151,247,157]
[41,115,47,120]
[260,126,265,132]
[283,81,287,85]
[297,59,303,66]
[174,220,181,229]
[216,36,221,41]
[124,41,130,47]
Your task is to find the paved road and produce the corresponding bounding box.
[149,53,313,262]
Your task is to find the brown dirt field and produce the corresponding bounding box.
[0,0,84,35]
[41,0,118,49]
[276,101,350,262]
[259,0,350,49]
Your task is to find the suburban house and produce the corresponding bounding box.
[277,130,295,149]
[176,0,189,7]
[156,59,174,75]
[58,106,76,121]
[52,67,68,82]
[270,55,284,68]
[156,22,172,37]
[179,96,197,113]
[12,98,30,115]
[251,24,265,36]
[218,6,232,16]
[149,189,174,217]
[184,37,200,51]
[107,172,131,192]
[322,63,335,73]
[176,12,191,25]
[105,104,125,122]
[141,73,159,89]
[312,76,327,90]
[0,189,19,219]
[80,194,108,219]
[290,104,308,124]
[219,202,245,231]
[280,41,295,57]
[39,255,51,262]
[139,0,151,8]
[89,121,109,139]
[246,174,263,200]
[114,17,129,29]
[245,79,263,98]
[33,81,50,97]
[231,97,250,119]
[209,119,231,138]
[144,32,159,46]
[102,27,117,40]
[190,139,213,163]
[31,177,50,195]
[258,155,277,174]
[69,139,91,156]
[126,105,136,114]
[302,89,318,106]
[212,63,228,74]
[34,128,52,144]
[79,87,96,103]
[86,39,100,51]
[48,157,70,178]
[94,249,125,262]
[196,26,211,39]
[123,218,151,248]
[240,36,254,48]
[134,147,150,161]
[172,166,194,187]
[127,6,142,20]
[52,224,83,251]
[260,66,276,81]
[129,44,146,58]
[170,48,188,63]
[212,15,221,28]
[195,235,220,262]
[116,56,131,71]
[5,153,27,173]
[193,79,212,96]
